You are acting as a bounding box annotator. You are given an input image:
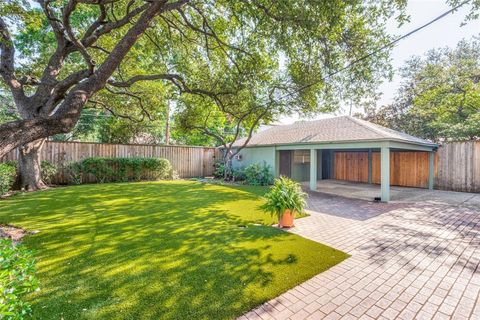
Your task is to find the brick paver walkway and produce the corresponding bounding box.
[240,192,480,320]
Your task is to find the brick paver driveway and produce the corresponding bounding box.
[241,192,480,320]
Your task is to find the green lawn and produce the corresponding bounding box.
[0,181,348,320]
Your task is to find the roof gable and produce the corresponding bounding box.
[233,116,435,147]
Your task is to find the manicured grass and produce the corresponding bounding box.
[0,181,348,319]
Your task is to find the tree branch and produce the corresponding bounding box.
[63,0,96,72]
[107,73,183,87]
[0,17,27,105]
[88,99,141,122]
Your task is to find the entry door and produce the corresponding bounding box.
[279,151,292,177]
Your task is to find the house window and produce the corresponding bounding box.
[293,150,310,164]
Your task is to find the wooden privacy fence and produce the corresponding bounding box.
[334,141,480,192]
[436,141,480,193]
[1,141,220,184]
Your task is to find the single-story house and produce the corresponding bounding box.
[232,116,438,202]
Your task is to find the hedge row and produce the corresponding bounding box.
[0,157,174,195]
[66,157,173,184]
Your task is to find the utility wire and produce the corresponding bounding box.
[281,0,471,98]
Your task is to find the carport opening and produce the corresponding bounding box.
[278,149,436,189]
[279,149,346,183]
[279,150,315,182]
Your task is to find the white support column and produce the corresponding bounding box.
[428,151,435,190]
[310,149,317,191]
[380,146,390,202]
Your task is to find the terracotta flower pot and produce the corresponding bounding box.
[278,209,295,228]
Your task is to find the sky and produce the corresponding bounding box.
[279,0,480,125]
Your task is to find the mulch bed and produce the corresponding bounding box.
[0,224,31,242]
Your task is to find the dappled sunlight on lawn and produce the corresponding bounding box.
[0,181,347,319]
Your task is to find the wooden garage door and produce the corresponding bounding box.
[335,151,438,188]
[334,152,369,183]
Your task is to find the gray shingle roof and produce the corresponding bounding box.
[233,116,436,147]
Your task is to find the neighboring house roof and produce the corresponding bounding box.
[233,116,436,148]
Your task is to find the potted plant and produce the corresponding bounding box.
[261,177,307,228]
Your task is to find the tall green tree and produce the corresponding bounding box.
[363,38,480,141]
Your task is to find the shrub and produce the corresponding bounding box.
[65,162,83,185]
[213,161,225,179]
[260,177,307,220]
[244,162,274,186]
[0,162,17,196]
[66,157,173,184]
[40,161,57,185]
[232,168,245,182]
[0,239,39,319]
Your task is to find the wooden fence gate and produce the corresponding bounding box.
[435,141,480,193]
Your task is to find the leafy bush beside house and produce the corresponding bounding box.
[213,161,226,179]
[244,162,274,186]
[66,157,173,184]
[0,163,17,196]
[213,161,274,185]
[0,239,39,319]
[213,161,245,181]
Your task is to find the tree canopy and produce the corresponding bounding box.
[362,38,480,141]
[0,0,411,158]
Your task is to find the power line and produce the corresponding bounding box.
[283,0,471,98]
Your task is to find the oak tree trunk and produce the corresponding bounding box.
[18,139,47,191]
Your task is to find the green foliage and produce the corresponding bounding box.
[243,162,274,186]
[213,161,251,182]
[2,0,409,148]
[66,157,172,184]
[0,160,56,191]
[40,161,57,185]
[0,162,16,196]
[363,38,480,141]
[261,177,307,220]
[232,169,246,182]
[0,239,39,319]
[213,161,225,179]
[50,109,107,142]
[0,93,18,126]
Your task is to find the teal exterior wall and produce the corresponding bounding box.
[232,146,276,172]
[291,163,309,182]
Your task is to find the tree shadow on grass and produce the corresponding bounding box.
[0,181,346,320]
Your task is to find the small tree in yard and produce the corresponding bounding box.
[171,1,412,179]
